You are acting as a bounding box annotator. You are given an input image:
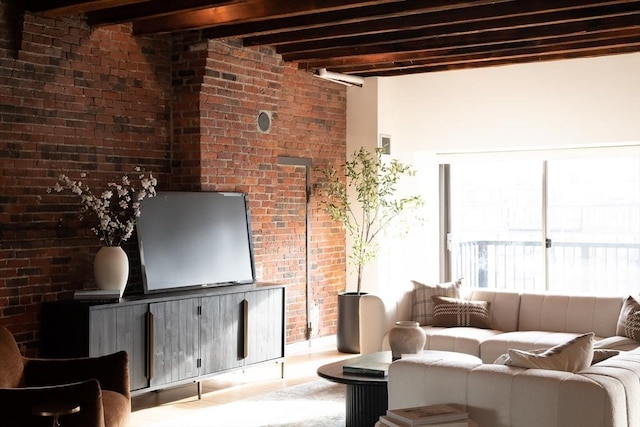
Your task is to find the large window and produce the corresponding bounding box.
[448,152,640,295]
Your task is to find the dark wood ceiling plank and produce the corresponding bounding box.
[20,0,640,76]
[202,0,514,40]
[131,0,403,35]
[244,0,636,47]
[298,28,640,71]
[24,0,148,17]
[282,13,640,62]
[276,2,640,56]
[322,33,640,74]
[357,45,640,76]
[86,0,240,26]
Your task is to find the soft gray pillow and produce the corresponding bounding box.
[495,346,618,367]
[495,333,595,373]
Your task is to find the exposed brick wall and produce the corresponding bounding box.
[172,35,347,343]
[0,2,346,354]
[0,7,172,354]
[278,64,347,340]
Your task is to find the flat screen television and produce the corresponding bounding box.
[136,191,256,294]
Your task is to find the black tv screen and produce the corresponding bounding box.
[136,191,256,293]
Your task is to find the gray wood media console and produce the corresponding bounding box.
[41,283,285,397]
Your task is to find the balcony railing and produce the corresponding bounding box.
[452,240,640,294]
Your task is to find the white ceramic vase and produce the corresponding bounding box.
[388,320,426,361]
[94,246,129,293]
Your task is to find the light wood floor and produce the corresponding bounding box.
[130,339,354,427]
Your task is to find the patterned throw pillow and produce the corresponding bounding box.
[431,295,491,329]
[411,280,461,326]
[505,333,595,373]
[616,295,640,341]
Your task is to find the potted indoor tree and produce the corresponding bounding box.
[316,147,423,353]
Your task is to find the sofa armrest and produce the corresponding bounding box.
[359,289,413,353]
[0,379,105,427]
[24,351,130,399]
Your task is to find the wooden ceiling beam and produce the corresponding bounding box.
[201,0,514,40]
[19,0,640,76]
[297,29,640,72]
[245,0,636,48]
[277,3,640,56]
[318,33,640,75]
[131,0,402,35]
[357,45,640,76]
[86,0,239,26]
[24,0,148,17]
[283,13,640,62]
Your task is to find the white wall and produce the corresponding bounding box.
[382,52,640,153]
[348,52,640,293]
[345,78,379,292]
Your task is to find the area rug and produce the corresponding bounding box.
[148,380,346,427]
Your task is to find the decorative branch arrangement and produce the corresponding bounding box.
[47,168,157,247]
[316,147,423,294]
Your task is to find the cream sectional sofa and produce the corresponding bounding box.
[386,349,640,427]
[363,287,640,427]
[359,287,640,361]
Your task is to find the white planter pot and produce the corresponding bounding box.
[94,246,129,293]
[388,320,426,361]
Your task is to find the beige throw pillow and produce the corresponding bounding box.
[506,333,595,373]
[616,295,640,341]
[431,295,491,329]
[494,347,618,367]
[411,279,461,326]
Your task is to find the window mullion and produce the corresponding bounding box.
[542,160,549,291]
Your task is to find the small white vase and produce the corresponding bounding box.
[389,320,426,361]
[94,246,129,293]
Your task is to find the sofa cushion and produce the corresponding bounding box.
[582,352,640,427]
[505,332,594,372]
[594,335,640,351]
[431,296,491,329]
[411,280,461,326]
[616,295,640,341]
[518,293,624,337]
[424,326,503,358]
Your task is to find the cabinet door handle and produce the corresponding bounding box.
[242,299,249,359]
[147,311,154,380]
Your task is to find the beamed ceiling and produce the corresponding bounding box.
[21,0,640,77]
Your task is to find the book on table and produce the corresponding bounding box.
[385,404,468,425]
[379,415,469,427]
[341,352,390,377]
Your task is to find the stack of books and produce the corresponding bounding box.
[341,352,391,377]
[379,404,469,427]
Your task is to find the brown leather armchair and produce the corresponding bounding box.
[0,325,130,427]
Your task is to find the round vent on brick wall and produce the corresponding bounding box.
[257,111,272,133]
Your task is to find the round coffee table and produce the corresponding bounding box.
[317,350,480,427]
